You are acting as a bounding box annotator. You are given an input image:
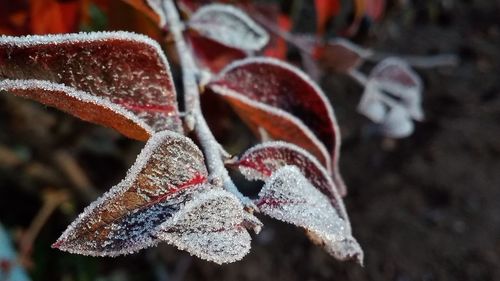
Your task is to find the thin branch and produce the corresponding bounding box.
[347,68,368,86]
[366,52,459,68]
[162,0,256,210]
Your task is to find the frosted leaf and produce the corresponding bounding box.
[186,32,246,73]
[0,31,182,133]
[53,131,208,256]
[256,166,363,264]
[236,141,348,202]
[156,189,256,264]
[0,79,152,141]
[209,57,345,191]
[318,38,371,73]
[358,58,423,138]
[188,4,269,51]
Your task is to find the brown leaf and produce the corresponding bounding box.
[0,32,182,136]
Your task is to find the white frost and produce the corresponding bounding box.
[0,79,154,136]
[358,57,424,138]
[188,4,270,51]
[257,166,363,264]
[157,189,253,264]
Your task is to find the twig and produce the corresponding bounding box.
[347,68,368,86]
[19,190,69,264]
[53,150,98,201]
[366,52,459,68]
[162,0,256,210]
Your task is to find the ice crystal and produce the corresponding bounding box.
[257,166,363,264]
[157,189,254,264]
[358,57,423,138]
[0,31,182,133]
[188,4,269,51]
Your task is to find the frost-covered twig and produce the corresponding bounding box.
[366,52,459,68]
[162,0,255,210]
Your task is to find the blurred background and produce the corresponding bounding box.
[1,0,499,280]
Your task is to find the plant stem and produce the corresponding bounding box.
[162,0,255,210]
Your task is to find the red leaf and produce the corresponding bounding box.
[235,141,347,201]
[256,166,363,263]
[187,4,269,52]
[315,0,341,35]
[0,79,151,141]
[187,31,246,73]
[208,58,346,193]
[29,0,81,34]
[0,32,182,137]
[53,131,208,256]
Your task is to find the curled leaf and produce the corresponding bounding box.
[0,31,182,135]
[187,4,269,52]
[208,57,346,192]
[358,57,423,138]
[0,79,152,141]
[235,141,347,201]
[256,166,363,263]
[53,131,208,256]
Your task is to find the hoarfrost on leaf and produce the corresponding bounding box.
[358,57,423,138]
[0,79,152,141]
[236,141,348,200]
[209,57,345,190]
[188,4,270,52]
[53,131,208,256]
[0,31,182,134]
[157,189,255,264]
[256,166,363,264]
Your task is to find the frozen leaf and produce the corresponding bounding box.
[316,38,370,73]
[0,79,152,141]
[235,141,347,199]
[0,224,31,281]
[208,57,346,191]
[187,4,269,52]
[187,31,246,73]
[256,166,363,263]
[157,189,255,264]
[53,131,208,256]
[358,58,423,138]
[0,31,182,134]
